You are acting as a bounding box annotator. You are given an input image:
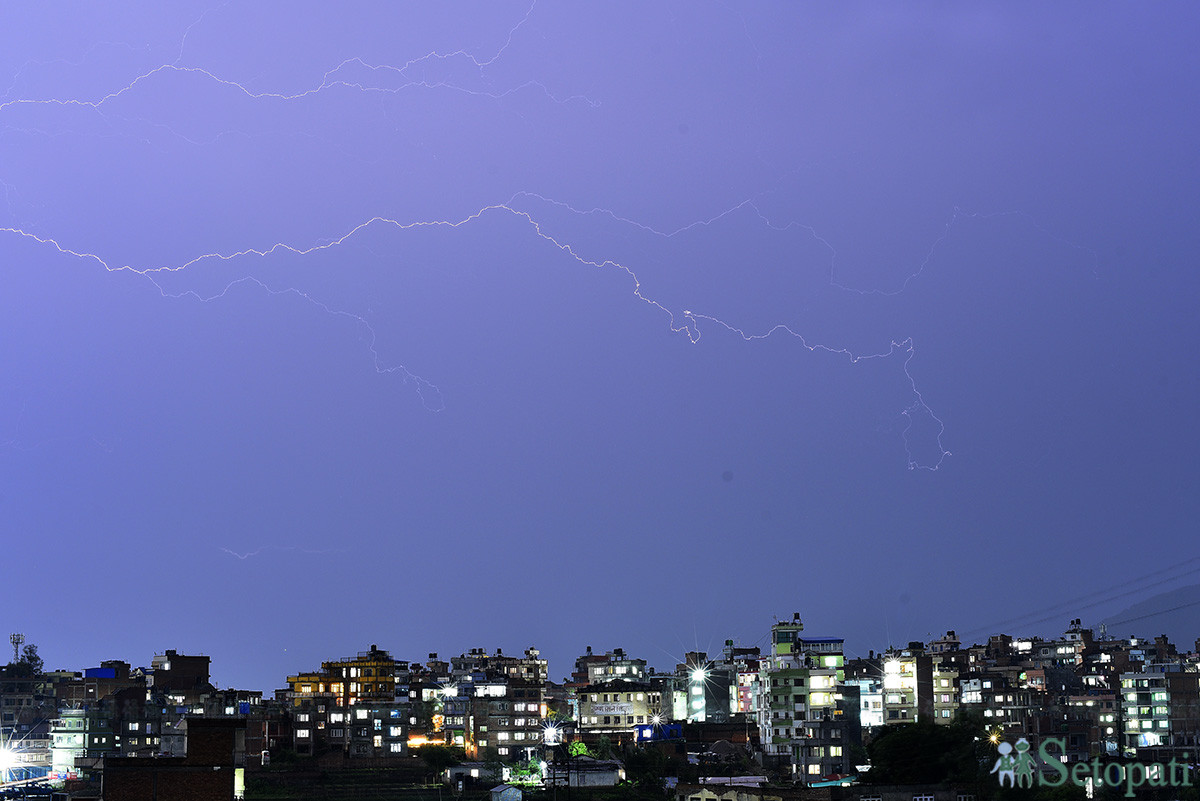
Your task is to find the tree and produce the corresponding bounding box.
[623,745,670,792]
[864,719,988,786]
[21,644,43,674]
[415,744,465,783]
[592,736,616,760]
[5,643,43,677]
[480,746,506,782]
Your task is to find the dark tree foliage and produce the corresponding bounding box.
[5,643,44,677]
[22,644,43,674]
[592,735,616,760]
[415,743,466,780]
[864,719,988,786]
[621,745,671,793]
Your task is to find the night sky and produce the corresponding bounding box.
[2,3,1198,692]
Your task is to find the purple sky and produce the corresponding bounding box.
[2,3,1198,691]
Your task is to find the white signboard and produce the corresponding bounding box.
[592,703,633,715]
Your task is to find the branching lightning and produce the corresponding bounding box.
[0,0,595,123]
[2,191,959,467]
[220,545,345,560]
[0,0,1103,478]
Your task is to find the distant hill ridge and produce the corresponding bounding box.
[1099,582,1200,649]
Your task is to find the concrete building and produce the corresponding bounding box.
[880,646,958,726]
[756,613,849,781]
[1121,665,1200,758]
[678,652,734,724]
[844,676,884,730]
[99,717,246,801]
[285,645,409,758]
[577,680,663,740]
[546,755,625,787]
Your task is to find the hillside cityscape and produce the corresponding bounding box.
[4,613,1200,800]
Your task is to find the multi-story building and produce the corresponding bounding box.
[726,641,762,716]
[577,680,663,740]
[930,663,959,723]
[285,645,410,758]
[452,647,549,685]
[881,654,918,724]
[879,646,958,725]
[756,613,848,782]
[569,647,655,731]
[927,630,962,655]
[569,647,645,685]
[960,670,1037,736]
[438,648,549,760]
[150,649,213,703]
[843,676,883,729]
[49,707,116,779]
[0,662,65,782]
[99,717,247,801]
[677,652,733,724]
[1121,665,1200,759]
[288,644,402,710]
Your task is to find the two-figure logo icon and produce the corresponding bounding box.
[991,738,1037,788]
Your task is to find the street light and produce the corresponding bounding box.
[0,745,15,784]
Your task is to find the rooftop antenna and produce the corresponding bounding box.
[10,633,25,663]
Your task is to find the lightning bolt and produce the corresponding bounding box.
[3,190,959,467]
[220,545,345,560]
[0,1,1101,476]
[0,0,595,124]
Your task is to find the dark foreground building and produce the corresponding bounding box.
[100,717,246,800]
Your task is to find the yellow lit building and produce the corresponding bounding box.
[285,645,409,758]
[287,644,400,709]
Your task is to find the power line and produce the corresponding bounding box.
[955,558,1200,642]
[1105,598,1200,632]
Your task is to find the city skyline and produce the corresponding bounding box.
[12,588,1199,695]
[3,4,1198,699]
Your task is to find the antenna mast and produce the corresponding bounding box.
[10,633,25,663]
